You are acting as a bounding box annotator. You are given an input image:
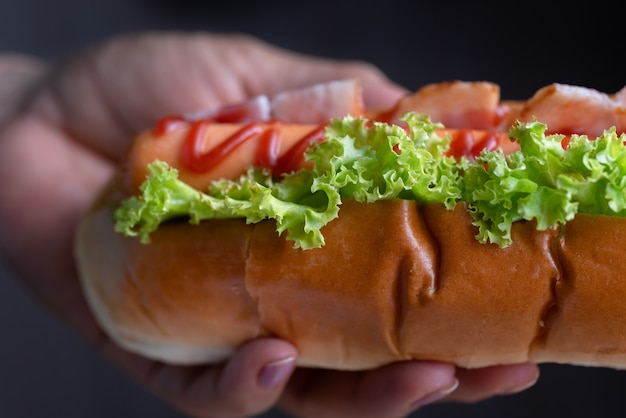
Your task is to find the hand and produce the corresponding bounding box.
[0,32,539,418]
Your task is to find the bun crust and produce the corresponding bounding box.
[75,179,626,370]
[533,214,626,367]
[400,203,558,368]
[75,179,264,364]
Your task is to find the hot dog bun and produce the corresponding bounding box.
[75,80,626,370]
[75,177,262,365]
[76,177,626,370]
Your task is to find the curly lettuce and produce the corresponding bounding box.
[114,113,626,249]
[114,113,462,249]
[464,121,626,247]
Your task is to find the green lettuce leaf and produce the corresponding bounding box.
[114,113,626,249]
[463,121,626,247]
[114,113,462,249]
[114,162,339,249]
[307,113,462,206]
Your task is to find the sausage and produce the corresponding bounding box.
[75,80,626,371]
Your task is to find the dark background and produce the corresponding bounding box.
[1,0,625,417]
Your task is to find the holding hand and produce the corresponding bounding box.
[0,32,538,417]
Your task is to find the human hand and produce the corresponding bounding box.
[0,32,539,417]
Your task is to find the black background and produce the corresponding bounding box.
[1,0,625,417]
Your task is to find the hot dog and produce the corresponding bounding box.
[74,80,626,371]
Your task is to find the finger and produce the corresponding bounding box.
[447,362,540,403]
[279,361,458,418]
[336,63,408,110]
[102,337,297,418]
[280,56,408,111]
[238,36,408,110]
[319,60,408,110]
[0,54,47,124]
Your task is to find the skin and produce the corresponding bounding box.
[0,32,539,418]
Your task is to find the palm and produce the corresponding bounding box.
[0,33,537,418]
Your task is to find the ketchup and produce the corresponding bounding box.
[212,103,254,123]
[273,124,326,175]
[553,129,585,150]
[182,121,265,173]
[155,111,515,179]
[153,115,187,137]
[561,135,573,150]
[255,122,282,170]
[471,132,499,156]
[448,130,504,159]
[448,130,475,159]
[166,115,326,176]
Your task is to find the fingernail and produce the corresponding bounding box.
[259,356,296,389]
[501,368,540,395]
[410,378,459,410]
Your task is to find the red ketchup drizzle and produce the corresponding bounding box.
[212,104,252,123]
[561,135,573,150]
[152,100,261,139]
[393,121,412,154]
[471,132,499,156]
[448,130,475,159]
[555,129,586,150]
[182,121,265,173]
[448,130,501,160]
[174,118,326,176]
[153,115,187,137]
[255,122,282,170]
[273,124,326,175]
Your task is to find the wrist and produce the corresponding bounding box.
[0,54,48,128]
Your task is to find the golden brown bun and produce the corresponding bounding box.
[532,214,626,367]
[400,204,558,368]
[75,178,265,365]
[75,178,626,370]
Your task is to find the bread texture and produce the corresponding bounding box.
[75,179,626,370]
